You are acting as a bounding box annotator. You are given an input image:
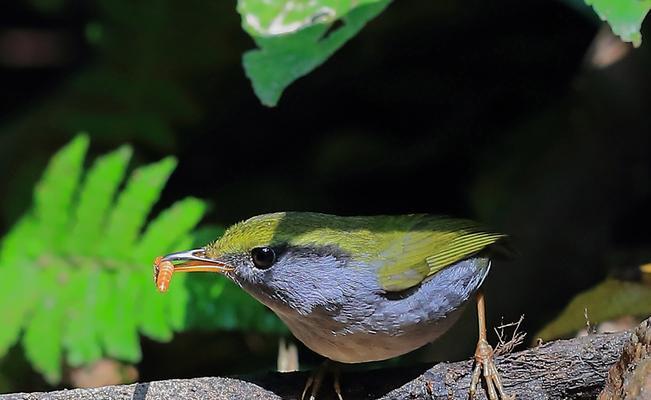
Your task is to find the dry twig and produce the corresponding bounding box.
[494,315,526,356]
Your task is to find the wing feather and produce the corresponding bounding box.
[377,217,505,292]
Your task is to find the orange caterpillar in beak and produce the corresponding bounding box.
[153,256,174,293]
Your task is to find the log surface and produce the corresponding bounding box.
[0,331,630,400]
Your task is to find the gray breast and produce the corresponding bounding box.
[274,257,491,363]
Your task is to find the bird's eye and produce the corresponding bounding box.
[251,247,276,269]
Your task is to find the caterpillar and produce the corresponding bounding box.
[153,256,174,293]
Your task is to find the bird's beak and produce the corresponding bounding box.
[160,248,234,273]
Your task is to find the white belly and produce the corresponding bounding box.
[277,305,466,363]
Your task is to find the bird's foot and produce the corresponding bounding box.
[301,361,343,400]
[469,339,514,400]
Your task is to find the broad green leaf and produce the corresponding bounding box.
[243,0,391,106]
[238,0,384,36]
[68,145,132,256]
[100,157,177,260]
[34,134,88,251]
[537,279,651,340]
[585,0,651,47]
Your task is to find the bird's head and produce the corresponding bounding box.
[159,212,369,315]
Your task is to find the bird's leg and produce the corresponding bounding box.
[301,360,328,400]
[301,360,344,400]
[469,290,514,400]
[333,365,343,400]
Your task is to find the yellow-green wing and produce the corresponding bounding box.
[376,217,505,292]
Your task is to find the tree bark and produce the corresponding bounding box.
[0,330,631,400]
[599,318,651,399]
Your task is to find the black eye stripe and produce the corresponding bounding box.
[251,247,276,269]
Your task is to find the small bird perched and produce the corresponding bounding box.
[156,212,513,399]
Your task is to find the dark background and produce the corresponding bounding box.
[0,0,649,393]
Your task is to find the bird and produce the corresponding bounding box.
[155,211,513,399]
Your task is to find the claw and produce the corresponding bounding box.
[469,339,514,400]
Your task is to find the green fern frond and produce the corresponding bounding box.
[0,135,286,384]
[0,136,202,382]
